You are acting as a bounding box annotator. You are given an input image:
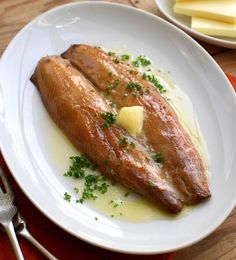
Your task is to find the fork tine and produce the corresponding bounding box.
[0,168,5,194]
[0,167,12,194]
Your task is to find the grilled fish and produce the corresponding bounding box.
[31,56,184,213]
[62,44,211,204]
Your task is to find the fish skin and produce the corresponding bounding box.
[31,55,184,213]
[62,44,211,204]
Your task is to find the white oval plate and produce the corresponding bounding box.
[155,0,236,49]
[0,1,236,254]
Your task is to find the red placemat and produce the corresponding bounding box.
[0,73,235,260]
[226,73,236,91]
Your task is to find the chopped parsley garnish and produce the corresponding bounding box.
[74,187,79,194]
[106,79,120,90]
[108,71,113,76]
[127,82,142,91]
[108,51,115,56]
[152,152,164,163]
[103,159,110,165]
[129,142,135,148]
[118,136,136,148]
[77,174,109,203]
[101,112,116,128]
[132,60,139,68]
[114,203,119,208]
[121,54,130,61]
[109,199,124,208]
[124,191,130,197]
[119,136,129,146]
[126,82,143,94]
[64,154,97,179]
[95,217,98,221]
[64,192,71,202]
[132,55,151,67]
[143,73,166,94]
[64,155,110,204]
[78,188,97,202]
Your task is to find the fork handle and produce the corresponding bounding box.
[19,227,58,260]
[3,221,24,260]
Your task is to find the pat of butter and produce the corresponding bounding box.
[174,1,236,24]
[192,16,236,38]
[116,106,144,136]
[176,0,208,2]
[176,0,220,2]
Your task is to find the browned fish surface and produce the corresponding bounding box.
[31,56,184,213]
[62,44,211,204]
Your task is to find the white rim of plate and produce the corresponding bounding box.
[0,1,236,254]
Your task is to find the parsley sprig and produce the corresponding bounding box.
[143,73,166,94]
[64,155,110,204]
[118,136,136,148]
[78,174,109,203]
[118,136,129,146]
[126,82,143,95]
[101,112,116,128]
[64,192,71,202]
[64,155,97,179]
[132,55,151,67]
[108,51,115,56]
[106,79,120,90]
[152,152,164,163]
[121,54,130,61]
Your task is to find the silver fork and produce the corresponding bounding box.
[13,212,57,260]
[0,167,24,260]
[0,167,57,260]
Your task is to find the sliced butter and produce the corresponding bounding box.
[174,1,236,24]
[176,0,217,2]
[192,16,236,38]
[116,106,144,136]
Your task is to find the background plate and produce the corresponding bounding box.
[155,0,236,49]
[0,1,236,254]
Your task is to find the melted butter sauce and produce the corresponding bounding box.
[45,47,210,222]
[155,70,211,178]
[46,120,174,222]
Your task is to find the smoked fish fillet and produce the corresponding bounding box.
[31,56,184,213]
[62,44,211,204]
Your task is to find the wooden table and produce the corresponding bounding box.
[0,1,235,259]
